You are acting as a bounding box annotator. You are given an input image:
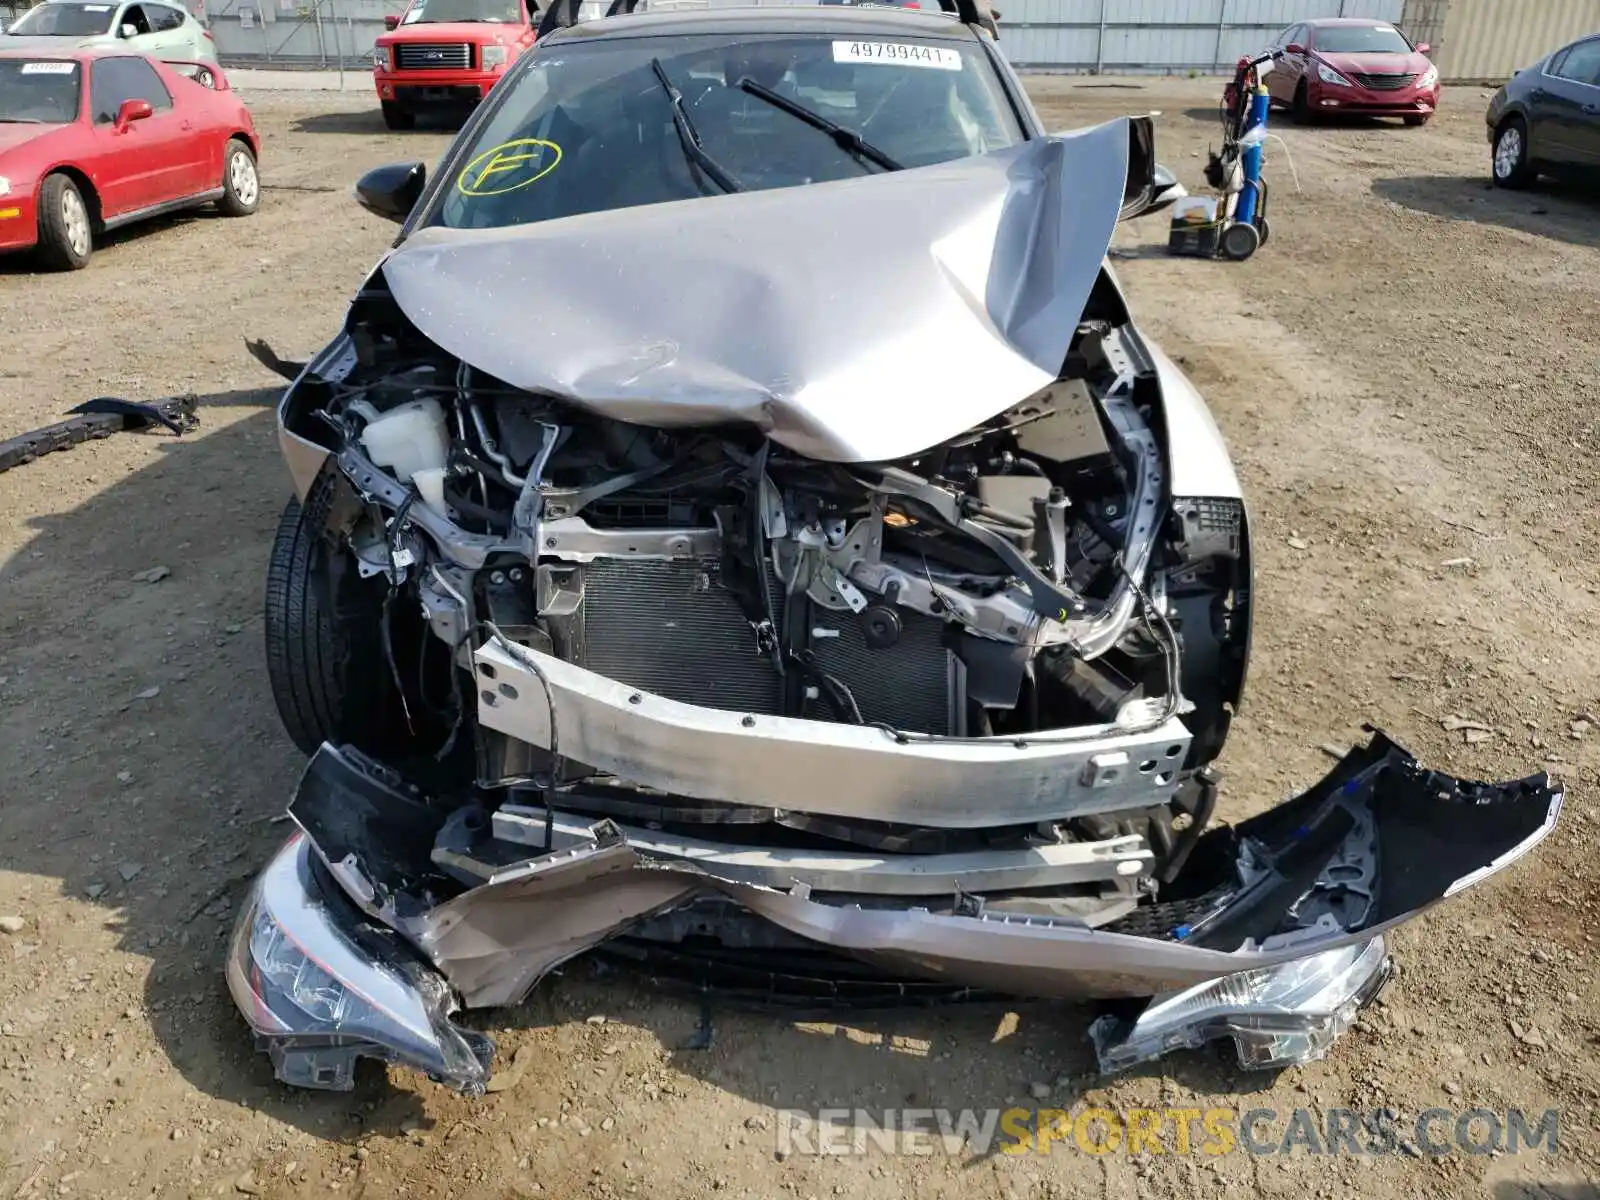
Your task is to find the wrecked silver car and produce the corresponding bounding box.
[236,0,1561,1093]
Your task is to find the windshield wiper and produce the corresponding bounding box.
[736,78,904,173]
[650,57,744,195]
[0,117,44,124]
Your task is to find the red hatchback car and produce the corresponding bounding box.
[0,48,259,270]
[1251,17,1441,125]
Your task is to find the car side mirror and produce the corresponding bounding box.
[1416,42,1431,55]
[1140,162,1186,217]
[119,21,137,36]
[383,13,400,29]
[1285,42,1305,55]
[114,97,153,129]
[355,161,426,224]
[1118,115,1159,221]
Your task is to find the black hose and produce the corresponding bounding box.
[446,494,513,533]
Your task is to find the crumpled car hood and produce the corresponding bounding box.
[380,117,1134,463]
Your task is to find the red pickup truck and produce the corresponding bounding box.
[371,0,537,129]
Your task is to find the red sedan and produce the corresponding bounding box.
[0,48,259,270]
[1245,18,1441,126]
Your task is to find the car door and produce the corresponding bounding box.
[153,56,219,190]
[86,54,194,210]
[1540,36,1600,165]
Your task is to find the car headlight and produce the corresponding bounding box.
[481,43,507,68]
[0,177,11,197]
[372,46,389,70]
[1418,64,1438,89]
[1091,937,1392,1074]
[226,835,493,1093]
[1317,62,1353,87]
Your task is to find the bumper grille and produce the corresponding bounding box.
[1351,71,1415,91]
[395,42,472,70]
[577,558,958,733]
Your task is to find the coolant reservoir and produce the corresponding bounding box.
[357,399,449,484]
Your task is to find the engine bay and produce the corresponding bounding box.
[296,273,1248,767]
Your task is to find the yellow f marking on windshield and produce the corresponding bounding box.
[456,138,563,196]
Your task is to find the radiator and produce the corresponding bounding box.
[578,558,958,734]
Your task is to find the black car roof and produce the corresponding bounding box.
[547,5,981,44]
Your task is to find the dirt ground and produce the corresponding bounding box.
[0,75,1597,1200]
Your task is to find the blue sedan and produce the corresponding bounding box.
[1486,31,1600,187]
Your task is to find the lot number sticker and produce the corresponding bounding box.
[832,41,962,70]
[21,62,78,74]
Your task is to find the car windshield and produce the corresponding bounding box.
[400,0,523,24]
[5,2,119,35]
[432,31,1022,232]
[1312,24,1412,54]
[0,59,81,122]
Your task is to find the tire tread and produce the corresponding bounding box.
[263,475,345,755]
[35,174,90,271]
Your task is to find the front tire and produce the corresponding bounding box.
[1403,113,1431,127]
[1491,116,1533,188]
[382,101,416,130]
[1291,80,1313,124]
[217,138,259,217]
[264,470,408,756]
[36,173,93,270]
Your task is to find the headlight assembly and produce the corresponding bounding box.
[1090,938,1392,1074]
[225,835,493,1093]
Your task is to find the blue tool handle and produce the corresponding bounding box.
[1234,89,1270,226]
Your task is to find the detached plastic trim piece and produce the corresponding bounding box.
[0,395,198,475]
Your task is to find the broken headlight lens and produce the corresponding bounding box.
[226,834,493,1094]
[1090,937,1391,1074]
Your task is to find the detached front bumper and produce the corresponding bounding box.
[227,733,1560,1092]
